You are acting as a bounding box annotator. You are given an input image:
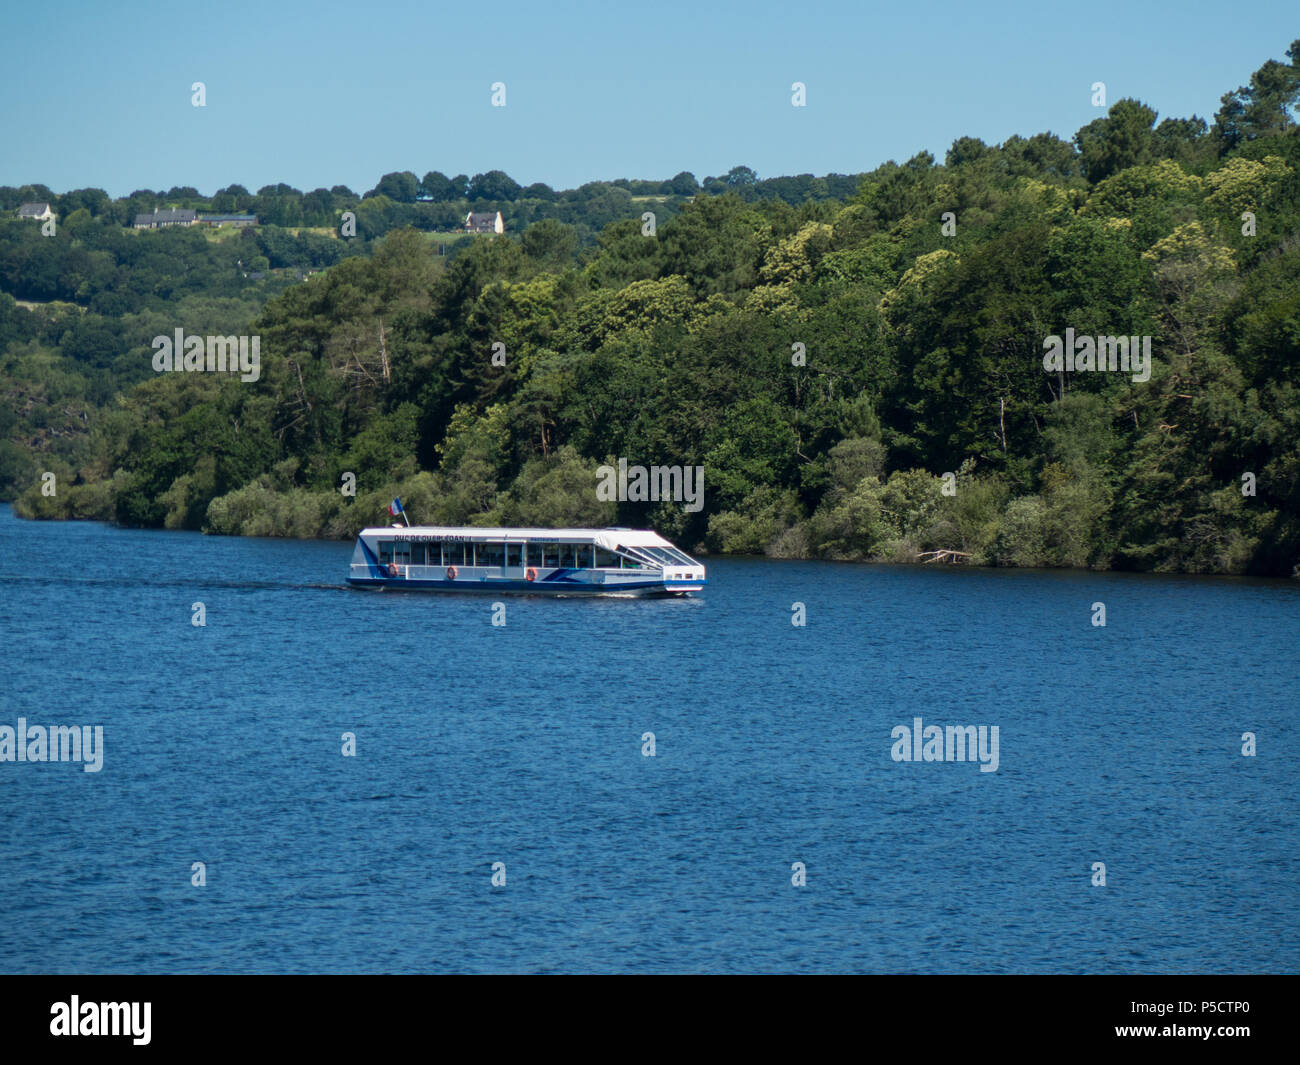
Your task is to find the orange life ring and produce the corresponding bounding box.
[526,568,537,582]
[446,566,458,580]
[386,562,398,577]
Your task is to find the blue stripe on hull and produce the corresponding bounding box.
[346,577,704,595]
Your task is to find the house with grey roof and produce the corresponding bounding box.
[133,208,198,229]
[464,211,504,234]
[17,202,54,222]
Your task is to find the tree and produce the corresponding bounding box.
[725,165,758,189]
[1153,116,1209,165]
[468,170,522,202]
[1213,39,1300,150]
[520,218,578,266]
[420,171,456,202]
[1075,99,1158,182]
[666,171,699,196]
[946,137,990,168]
[372,171,420,203]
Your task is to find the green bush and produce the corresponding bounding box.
[995,495,1048,567]
[807,475,887,558]
[502,446,616,528]
[705,486,803,555]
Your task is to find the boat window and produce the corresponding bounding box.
[616,548,644,569]
[537,541,559,567]
[595,546,619,568]
[378,541,393,564]
[392,542,411,565]
[441,541,465,567]
[478,542,506,568]
[617,545,661,567]
[409,543,426,566]
[506,543,521,567]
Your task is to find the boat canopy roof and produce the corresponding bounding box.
[358,525,682,552]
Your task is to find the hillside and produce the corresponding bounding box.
[5,39,1300,576]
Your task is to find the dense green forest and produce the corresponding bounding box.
[5,40,1300,575]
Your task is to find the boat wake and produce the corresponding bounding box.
[0,574,350,593]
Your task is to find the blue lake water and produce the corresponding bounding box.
[0,503,1296,973]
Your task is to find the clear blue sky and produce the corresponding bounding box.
[2,0,1295,196]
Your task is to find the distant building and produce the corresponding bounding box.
[17,202,54,222]
[199,214,258,228]
[465,211,504,234]
[133,208,198,229]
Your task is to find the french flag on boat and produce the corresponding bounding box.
[388,498,403,516]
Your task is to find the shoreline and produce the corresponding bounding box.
[5,504,1296,584]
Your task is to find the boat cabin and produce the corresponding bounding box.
[348,525,706,596]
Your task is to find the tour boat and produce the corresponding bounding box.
[347,525,707,596]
